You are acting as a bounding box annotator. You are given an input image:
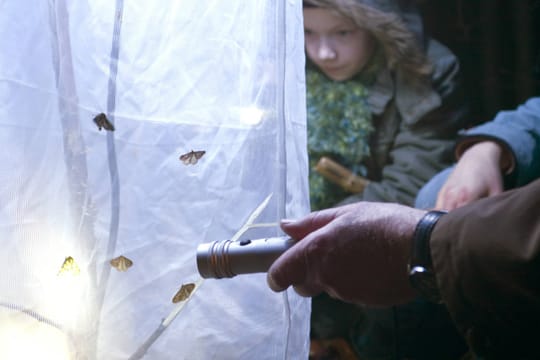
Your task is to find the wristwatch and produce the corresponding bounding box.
[408,210,447,303]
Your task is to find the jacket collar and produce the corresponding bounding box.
[367,67,442,125]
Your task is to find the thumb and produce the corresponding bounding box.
[487,177,504,196]
[269,208,339,293]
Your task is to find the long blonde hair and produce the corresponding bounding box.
[303,0,432,79]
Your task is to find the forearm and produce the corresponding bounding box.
[430,178,540,357]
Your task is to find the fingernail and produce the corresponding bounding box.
[267,273,282,292]
[280,219,296,225]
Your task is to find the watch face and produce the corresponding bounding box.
[409,266,441,303]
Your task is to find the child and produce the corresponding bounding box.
[304,0,467,211]
[303,0,469,358]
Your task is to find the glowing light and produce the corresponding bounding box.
[0,317,72,360]
[238,106,264,125]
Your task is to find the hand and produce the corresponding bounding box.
[267,202,425,307]
[435,141,506,210]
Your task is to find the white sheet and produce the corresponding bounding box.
[0,1,309,358]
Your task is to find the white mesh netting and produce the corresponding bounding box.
[0,0,310,359]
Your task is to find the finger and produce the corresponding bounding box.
[452,187,469,208]
[267,243,308,292]
[488,179,504,196]
[435,188,452,210]
[292,283,322,298]
[280,208,339,240]
[434,194,444,210]
[437,186,466,211]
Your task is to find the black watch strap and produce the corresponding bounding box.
[408,210,447,302]
[410,210,447,268]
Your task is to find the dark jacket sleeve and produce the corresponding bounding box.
[430,178,540,358]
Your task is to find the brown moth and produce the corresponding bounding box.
[110,255,133,272]
[179,150,205,165]
[58,256,81,276]
[93,113,115,131]
[172,283,196,303]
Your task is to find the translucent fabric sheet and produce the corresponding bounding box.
[0,0,310,359]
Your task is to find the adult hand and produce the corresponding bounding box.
[267,202,425,307]
[435,141,505,210]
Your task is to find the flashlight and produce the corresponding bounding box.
[196,236,295,279]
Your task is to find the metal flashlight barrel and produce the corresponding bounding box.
[196,236,295,279]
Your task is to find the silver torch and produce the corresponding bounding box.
[196,236,295,279]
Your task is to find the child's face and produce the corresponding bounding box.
[303,7,375,81]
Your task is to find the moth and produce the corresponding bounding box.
[93,113,115,131]
[110,255,133,272]
[58,256,81,276]
[172,283,196,303]
[179,150,205,165]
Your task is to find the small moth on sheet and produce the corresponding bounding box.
[110,255,133,272]
[172,283,196,303]
[93,113,115,131]
[179,150,205,165]
[58,256,81,276]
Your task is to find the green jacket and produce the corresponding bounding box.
[341,38,467,206]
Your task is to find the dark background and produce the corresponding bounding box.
[419,0,540,126]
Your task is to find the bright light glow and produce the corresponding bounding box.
[0,215,105,357]
[48,264,89,327]
[0,252,91,359]
[0,317,72,360]
[238,106,265,125]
